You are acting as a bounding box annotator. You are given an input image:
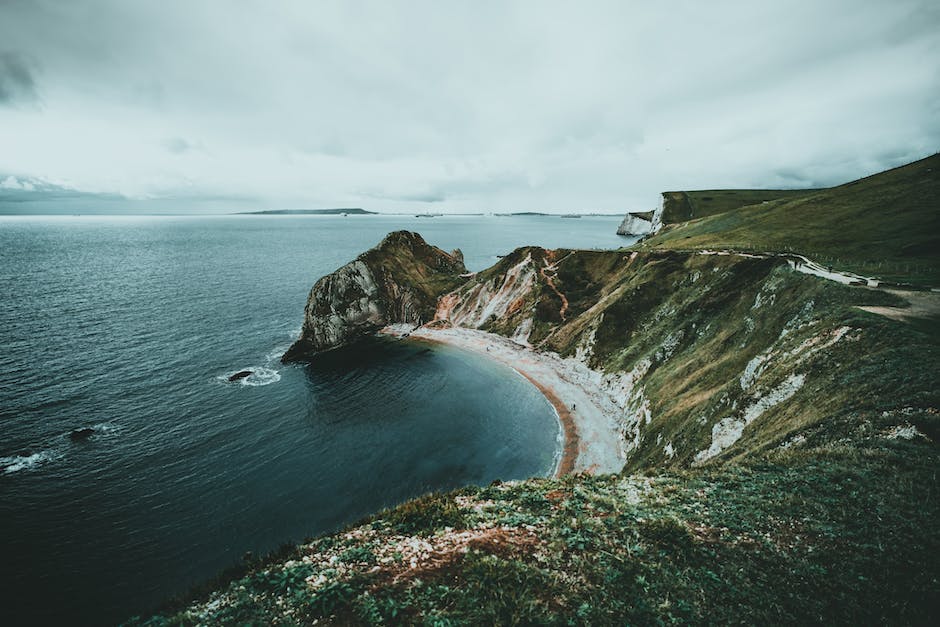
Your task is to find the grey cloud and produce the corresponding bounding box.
[0,1,938,212]
[0,51,37,105]
[395,193,446,204]
[164,137,193,154]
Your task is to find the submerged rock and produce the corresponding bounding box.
[282,231,467,361]
[228,370,253,381]
[69,428,95,441]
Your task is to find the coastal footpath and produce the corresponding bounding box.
[134,154,939,625]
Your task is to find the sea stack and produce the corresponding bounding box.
[282,231,467,361]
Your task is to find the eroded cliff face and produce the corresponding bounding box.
[430,246,928,471]
[285,230,932,474]
[616,213,654,236]
[617,199,664,236]
[282,231,466,360]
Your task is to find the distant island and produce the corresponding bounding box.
[493,211,550,216]
[241,208,376,215]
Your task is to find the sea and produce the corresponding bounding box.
[0,213,634,624]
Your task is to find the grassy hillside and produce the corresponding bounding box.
[661,189,818,224]
[135,442,938,625]
[647,154,940,285]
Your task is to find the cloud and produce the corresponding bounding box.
[0,0,938,212]
[164,137,193,154]
[0,175,35,191]
[0,51,37,105]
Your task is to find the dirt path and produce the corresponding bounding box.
[856,290,940,322]
[697,249,939,322]
[540,263,569,321]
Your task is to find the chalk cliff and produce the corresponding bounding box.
[616,212,654,236]
[617,200,664,236]
[281,231,466,360]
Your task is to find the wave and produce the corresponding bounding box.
[66,422,123,439]
[1,449,62,475]
[265,327,301,364]
[219,332,296,388]
[239,367,282,386]
[218,366,282,387]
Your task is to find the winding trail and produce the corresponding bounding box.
[540,263,569,322]
[697,249,939,321]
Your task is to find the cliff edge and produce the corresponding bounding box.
[282,231,466,361]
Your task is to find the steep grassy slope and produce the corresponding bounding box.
[661,189,818,224]
[647,154,940,285]
[133,442,939,625]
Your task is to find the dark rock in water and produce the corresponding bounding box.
[229,370,253,381]
[69,428,95,441]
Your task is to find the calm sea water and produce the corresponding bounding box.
[0,214,633,624]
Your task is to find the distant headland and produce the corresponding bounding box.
[240,208,376,215]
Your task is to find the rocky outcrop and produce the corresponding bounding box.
[617,199,664,236]
[69,428,95,441]
[616,212,654,236]
[282,231,466,360]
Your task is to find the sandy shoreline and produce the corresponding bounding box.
[381,325,626,477]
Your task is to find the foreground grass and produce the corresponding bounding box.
[131,434,939,625]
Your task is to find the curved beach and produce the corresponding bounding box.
[383,325,626,477]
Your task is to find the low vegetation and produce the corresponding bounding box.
[132,437,939,625]
[648,154,940,285]
[661,189,819,224]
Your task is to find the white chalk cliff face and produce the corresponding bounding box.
[447,254,538,329]
[617,197,665,236]
[617,213,654,236]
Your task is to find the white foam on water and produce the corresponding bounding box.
[239,367,281,386]
[218,366,282,387]
[86,422,123,438]
[265,343,293,365]
[219,334,296,387]
[1,449,63,475]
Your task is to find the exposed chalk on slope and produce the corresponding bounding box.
[694,373,806,464]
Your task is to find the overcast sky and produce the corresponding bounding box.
[0,0,938,213]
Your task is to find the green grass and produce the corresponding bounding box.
[662,189,819,224]
[647,154,940,285]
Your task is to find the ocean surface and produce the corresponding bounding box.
[0,214,634,624]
